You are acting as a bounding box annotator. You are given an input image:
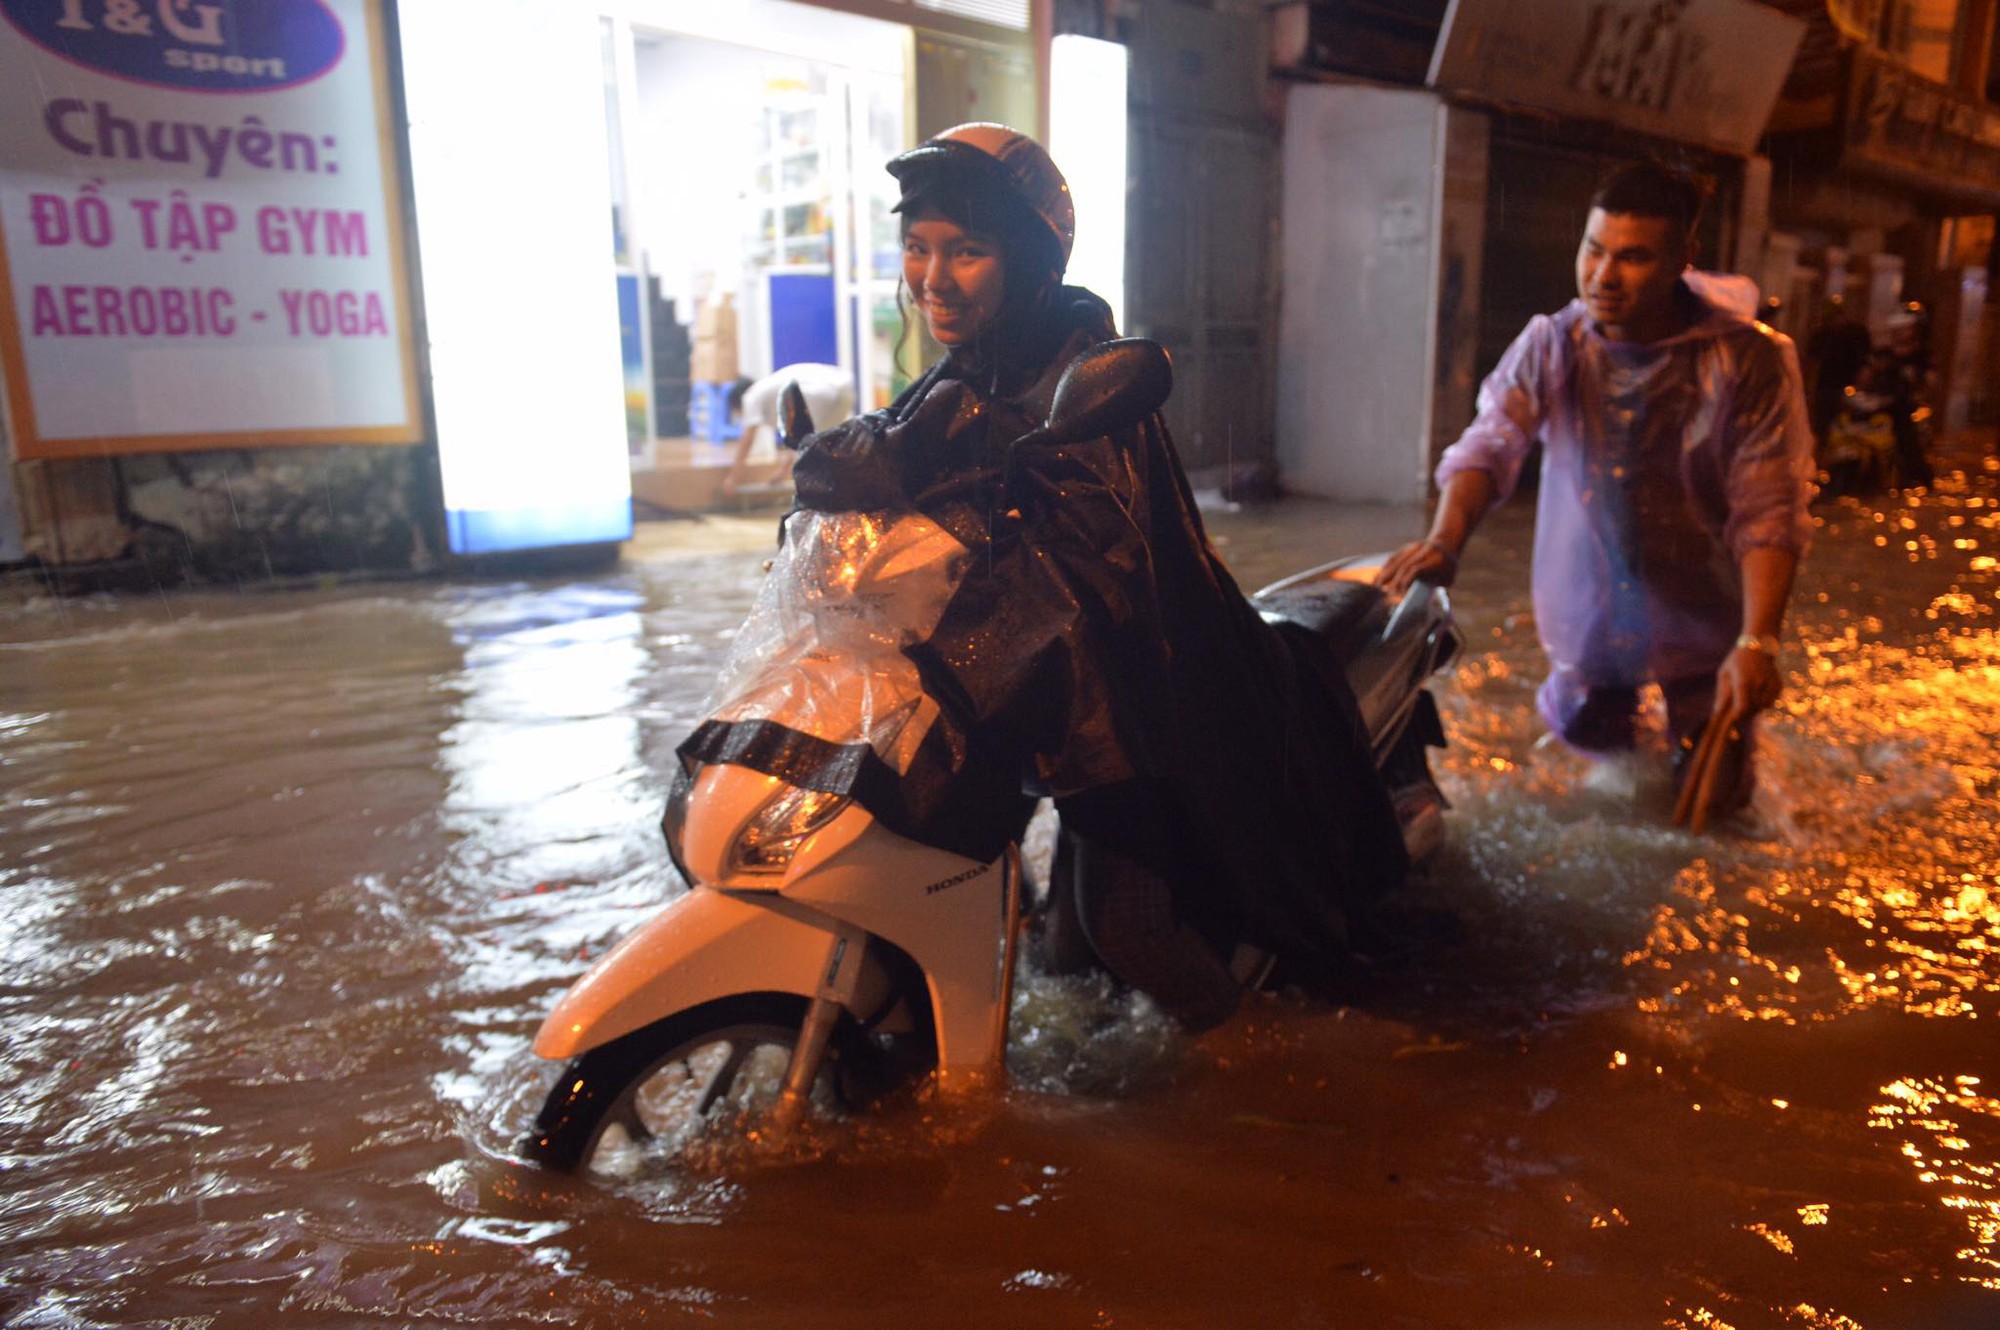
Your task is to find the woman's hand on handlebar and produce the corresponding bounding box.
[1376,537,1459,596]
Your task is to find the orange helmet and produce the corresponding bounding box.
[887,122,1075,281]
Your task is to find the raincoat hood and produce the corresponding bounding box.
[1679,270,1762,324]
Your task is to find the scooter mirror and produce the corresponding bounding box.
[777,381,815,451]
[1041,339,1173,446]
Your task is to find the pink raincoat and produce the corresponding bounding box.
[1436,272,1815,686]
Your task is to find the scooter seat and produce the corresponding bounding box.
[1255,578,1390,669]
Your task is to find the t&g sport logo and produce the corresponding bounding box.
[2,0,346,93]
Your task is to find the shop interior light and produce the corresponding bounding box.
[1049,35,1128,335]
[396,1,633,556]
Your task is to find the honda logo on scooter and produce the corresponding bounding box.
[924,864,987,896]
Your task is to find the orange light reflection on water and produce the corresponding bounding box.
[1873,1076,2000,1290]
[1603,469,2000,1299]
[1785,619,2000,1019]
[1420,454,2000,1309]
[1624,613,2000,1025]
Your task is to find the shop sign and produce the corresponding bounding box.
[0,0,421,460]
[1427,0,1804,156]
[1,0,344,92]
[1844,48,2000,205]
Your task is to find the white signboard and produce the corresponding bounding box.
[0,0,421,459]
[1428,0,1805,157]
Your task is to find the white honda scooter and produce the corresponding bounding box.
[518,341,1462,1174]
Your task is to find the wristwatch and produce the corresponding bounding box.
[1734,632,1781,655]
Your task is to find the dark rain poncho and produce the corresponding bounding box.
[678,288,1406,963]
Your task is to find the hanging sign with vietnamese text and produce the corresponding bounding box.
[0,0,421,459]
[1427,0,1805,157]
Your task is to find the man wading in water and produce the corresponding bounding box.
[1379,160,1815,827]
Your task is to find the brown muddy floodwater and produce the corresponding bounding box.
[3,441,1999,1330]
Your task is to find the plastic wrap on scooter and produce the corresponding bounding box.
[702,510,968,773]
[675,498,1035,867]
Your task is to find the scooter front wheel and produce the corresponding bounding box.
[519,994,882,1174]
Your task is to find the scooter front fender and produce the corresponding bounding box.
[532,888,839,1061]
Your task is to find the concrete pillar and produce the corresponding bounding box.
[1274,83,1487,502]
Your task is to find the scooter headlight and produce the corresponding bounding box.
[731,784,852,876]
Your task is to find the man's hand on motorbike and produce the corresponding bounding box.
[1713,642,1782,718]
[1376,537,1459,596]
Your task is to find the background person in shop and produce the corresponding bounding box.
[1377,159,1816,823]
[721,363,854,499]
[683,123,1409,1028]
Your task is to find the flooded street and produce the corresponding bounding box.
[4,437,1999,1330]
